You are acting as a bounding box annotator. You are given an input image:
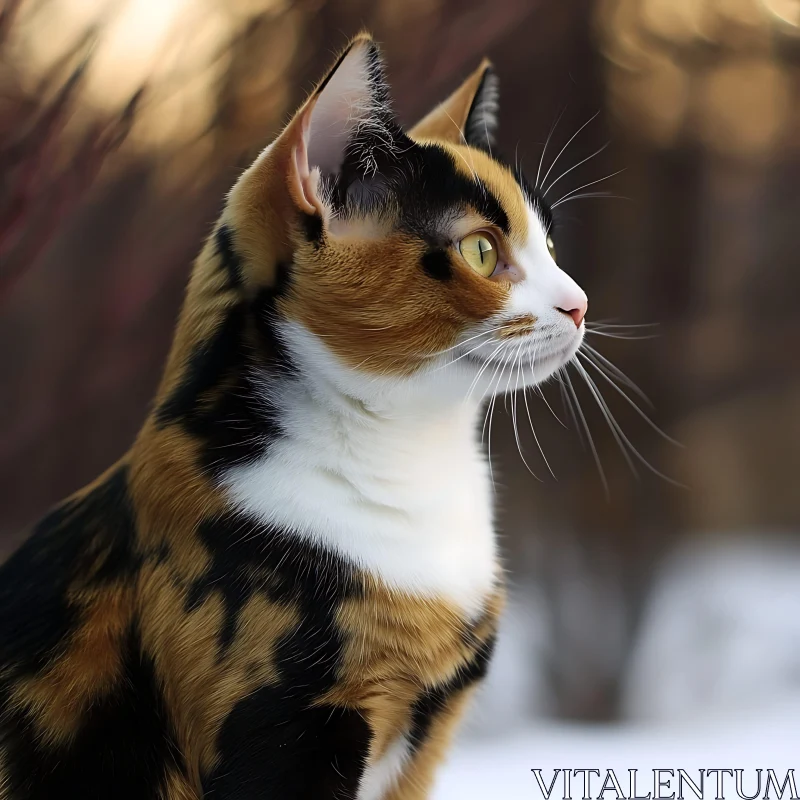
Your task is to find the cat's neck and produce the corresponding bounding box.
[218,344,499,615]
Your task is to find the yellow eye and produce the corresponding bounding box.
[459,233,498,277]
[546,235,557,261]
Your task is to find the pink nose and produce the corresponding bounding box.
[557,300,587,328]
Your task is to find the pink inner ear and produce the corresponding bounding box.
[290,107,323,216]
[288,40,376,217]
[305,41,375,174]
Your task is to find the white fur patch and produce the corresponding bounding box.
[222,324,499,617]
[358,736,410,800]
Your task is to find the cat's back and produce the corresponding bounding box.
[0,464,189,799]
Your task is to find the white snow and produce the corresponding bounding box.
[433,706,800,799]
[433,533,800,799]
[622,534,800,721]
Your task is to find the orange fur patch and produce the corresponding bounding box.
[280,232,511,375]
[7,585,133,747]
[496,314,538,338]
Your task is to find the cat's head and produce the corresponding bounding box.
[221,33,587,409]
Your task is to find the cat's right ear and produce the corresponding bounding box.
[410,60,499,151]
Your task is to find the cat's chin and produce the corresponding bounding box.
[528,345,578,383]
[459,330,582,392]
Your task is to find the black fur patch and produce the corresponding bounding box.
[421,249,453,281]
[194,512,369,795]
[407,634,496,752]
[0,627,185,800]
[251,288,291,369]
[463,66,498,153]
[155,234,295,476]
[411,143,510,234]
[300,212,324,246]
[155,287,294,473]
[204,696,370,799]
[0,468,177,799]
[216,225,243,288]
[0,466,138,678]
[155,309,246,427]
[185,511,360,653]
[327,137,510,239]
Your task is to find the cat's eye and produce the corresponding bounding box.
[546,235,557,261]
[459,233,498,277]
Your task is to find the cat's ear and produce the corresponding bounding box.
[226,34,401,261]
[228,33,413,270]
[410,60,498,151]
[282,33,401,216]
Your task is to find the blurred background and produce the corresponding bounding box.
[1,0,799,794]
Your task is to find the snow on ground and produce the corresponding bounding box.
[434,534,800,799]
[622,534,800,721]
[433,704,800,799]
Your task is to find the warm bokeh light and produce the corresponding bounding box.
[761,0,800,27]
[606,51,689,147]
[7,0,298,161]
[639,0,711,45]
[697,58,790,155]
[596,0,798,153]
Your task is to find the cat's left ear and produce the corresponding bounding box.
[228,33,402,255]
[409,59,499,151]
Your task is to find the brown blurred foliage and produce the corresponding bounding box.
[1,0,799,719]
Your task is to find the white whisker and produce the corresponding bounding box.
[540,110,601,194]
[543,140,610,198]
[580,343,652,406]
[425,322,521,360]
[536,106,567,190]
[586,321,660,330]
[564,366,609,497]
[574,359,638,477]
[511,341,542,481]
[522,353,556,478]
[465,341,507,405]
[431,338,497,374]
[536,384,568,428]
[552,192,630,206]
[556,368,582,440]
[585,329,658,341]
[551,169,626,208]
[573,360,684,487]
[577,351,682,447]
[482,353,510,492]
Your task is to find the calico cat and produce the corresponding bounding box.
[0,33,587,800]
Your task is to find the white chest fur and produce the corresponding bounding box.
[222,377,498,617]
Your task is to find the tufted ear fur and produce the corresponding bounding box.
[409,59,499,151]
[225,33,405,271]
[288,32,403,216]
